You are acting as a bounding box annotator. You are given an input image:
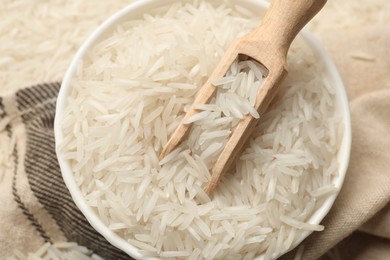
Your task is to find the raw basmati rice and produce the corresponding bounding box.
[60,1,343,259]
[8,242,103,260]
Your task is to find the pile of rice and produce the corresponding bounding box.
[60,1,343,259]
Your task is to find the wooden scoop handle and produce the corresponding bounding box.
[251,0,327,60]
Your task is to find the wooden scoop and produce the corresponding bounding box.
[159,0,327,196]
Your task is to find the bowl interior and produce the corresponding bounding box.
[54,0,351,259]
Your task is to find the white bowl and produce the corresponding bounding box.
[54,0,351,259]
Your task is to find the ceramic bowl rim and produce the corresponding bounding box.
[54,0,351,259]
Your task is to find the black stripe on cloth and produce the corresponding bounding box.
[17,93,57,128]
[1,95,53,243]
[0,97,12,134]
[11,136,53,244]
[0,97,5,118]
[16,82,61,112]
[21,103,57,130]
[18,83,132,260]
[0,96,11,133]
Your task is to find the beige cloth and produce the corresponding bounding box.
[0,18,389,260]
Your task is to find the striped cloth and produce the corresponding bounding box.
[0,83,131,259]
